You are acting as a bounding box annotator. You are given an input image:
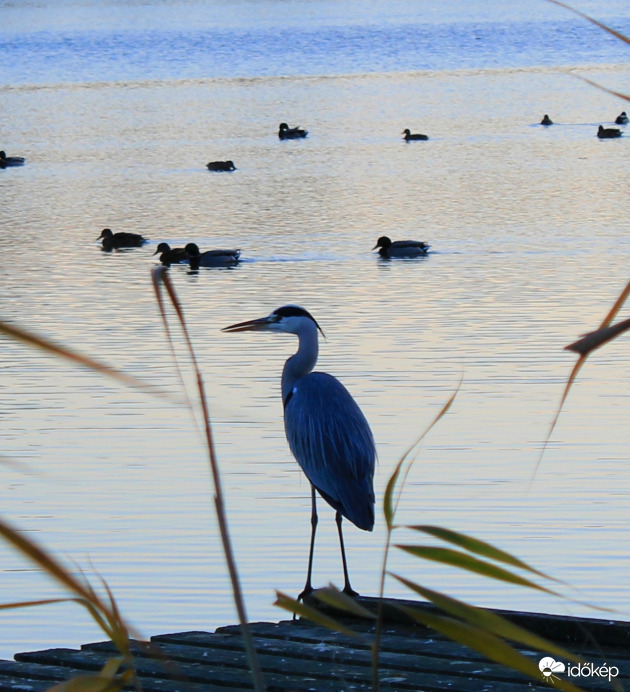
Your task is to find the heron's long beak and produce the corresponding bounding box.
[371,243,378,250]
[222,316,271,333]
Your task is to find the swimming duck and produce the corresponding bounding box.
[597,125,622,139]
[0,150,25,167]
[99,228,148,250]
[540,114,553,126]
[185,242,241,269]
[207,160,236,171]
[373,236,431,258]
[615,111,628,125]
[278,123,308,139]
[154,242,187,266]
[402,128,429,141]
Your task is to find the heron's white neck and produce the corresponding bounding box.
[281,318,319,403]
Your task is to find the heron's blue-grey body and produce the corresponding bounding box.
[223,305,375,599]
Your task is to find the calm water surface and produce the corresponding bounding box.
[1,0,630,661]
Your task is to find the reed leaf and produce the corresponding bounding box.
[151,267,265,692]
[395,604,585,692]
[375,380,461,690]
[274,591,360,637]
[571,74,630,104]
[0,513,139,688]
[47,668,135,692]
[0,320,170,401]
[0,598,80,611]
[405,525,562,584]
[390,574,582,664]
[383,378,461,530]
[530,277,630,485]
[565,317,630,357]
[546,0,630,48]
[395,545,561,596]
[313,585,377,619]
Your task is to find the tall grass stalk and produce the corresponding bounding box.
[530,276,630,486]
[0,515,138,692]
[371,379,460,691]
[151,267,265,691]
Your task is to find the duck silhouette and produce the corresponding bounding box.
[373,236,431,258]
[402,128,429,141]
[0,150,25,167]
[207,160,236,171]
[278,123,308,139]
[185,243,241,268]
[154,242,187,266]
[597,125,622,139]
[99,228,148,250]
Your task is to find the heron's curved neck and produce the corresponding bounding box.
[281,320,319,402]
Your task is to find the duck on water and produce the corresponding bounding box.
[402,128,429,141]
[154,242,188,266]
[99,228,149,250]
[373,236,431,258]
[185,243,240,268]
[279,123,308,139]
[0,150,25,167]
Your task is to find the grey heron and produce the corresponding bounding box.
[373,236,431,259]
[98,228,148,250]
[223,305,375,599]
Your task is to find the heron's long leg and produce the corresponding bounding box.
[336,511,358,597]
[297,485,318,603]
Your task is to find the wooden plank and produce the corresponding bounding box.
[3,600,629,691]
[89,635,529,692]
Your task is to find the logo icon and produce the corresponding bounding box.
[539,657,566,681]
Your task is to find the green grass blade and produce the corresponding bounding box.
[274,591,360,637]
[0,320,171,401]
[383,378,461,529]
[313,585,377,619]
[390,574,581,664]
[395,604,586,692]
[383,462,402,530]
[396,545,561,596]
[406,525,563,584]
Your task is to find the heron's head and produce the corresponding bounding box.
[223,305,325,338]
[372,236,391,250]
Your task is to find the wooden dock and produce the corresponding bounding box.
[0,599,627,691]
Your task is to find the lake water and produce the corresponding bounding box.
[1,0,630,662]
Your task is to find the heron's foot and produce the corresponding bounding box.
[297,584,314,603]
[292,584,314,620]
[342,583,359,599]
